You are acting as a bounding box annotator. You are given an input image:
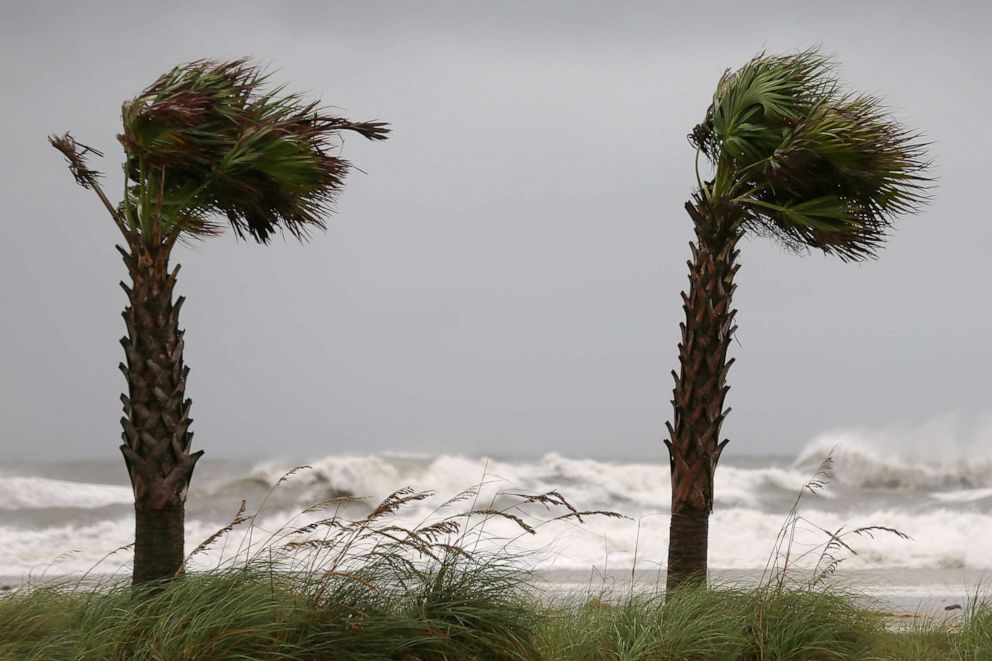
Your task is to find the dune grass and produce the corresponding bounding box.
[5,571,992,660]
[0,565,539,661]
[539,583,902,661]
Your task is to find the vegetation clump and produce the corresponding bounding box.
[6,570,992,660]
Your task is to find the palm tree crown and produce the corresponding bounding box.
[52,58,389,246]
[690,49,930,260]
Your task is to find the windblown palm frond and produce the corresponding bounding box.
[115,58,389,244]
[690,49,930,260]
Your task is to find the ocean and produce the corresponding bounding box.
[3,435,991,611]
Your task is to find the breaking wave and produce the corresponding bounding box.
[0,476,132,511]
[795,411,992,490]
[3,411,992,578]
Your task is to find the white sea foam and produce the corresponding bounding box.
[795,411,992,490]
[241,452,812,513]
[4,503,992,578]
[930,488,992,503]
[6,411,992,578]
[0,518,229,578]
[0,476,132,511]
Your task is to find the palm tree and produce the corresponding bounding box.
[51,59,389,585]
[665,49,930,590]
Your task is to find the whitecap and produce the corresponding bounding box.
[0,476,132,511]
[930,488,992,503]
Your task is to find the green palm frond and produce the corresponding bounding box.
[118,58,390,244]
[691,49,931,260]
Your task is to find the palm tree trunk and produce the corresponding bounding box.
[118,242,202,585]
[665,197,741,591]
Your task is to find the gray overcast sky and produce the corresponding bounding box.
[1,0,989,461]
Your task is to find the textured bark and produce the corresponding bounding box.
[665,197,741,591]
[133,500,186,584]
[666,504,710,589]
[118,242,202,585]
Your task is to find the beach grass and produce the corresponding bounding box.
[0,564,538,660]
[3,570,992,660]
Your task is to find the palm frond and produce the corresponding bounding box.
[49,133,105,189]
[692,48,931,260]
[118,58,390,244]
